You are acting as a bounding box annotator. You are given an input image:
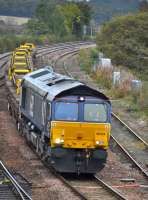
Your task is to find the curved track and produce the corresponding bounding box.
[42,46,148,200]
[0,161,31,200]
[0,42,147,200]
[52,49,148,177]
[111,113,148,177]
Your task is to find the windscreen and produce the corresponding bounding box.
[84,103,107,122]
[55,102,78,121]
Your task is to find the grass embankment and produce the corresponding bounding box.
[79,48,148,119]
[92,11,148,118]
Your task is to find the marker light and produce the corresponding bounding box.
[96,141,104,145]
[60,139,64,143]
[79,97,85,101]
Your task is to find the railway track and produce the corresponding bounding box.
[44,48,148,199]
[52,50,148,174]
[0,161,31,200]
[32,43,131,200]
[0,42,97,200]
[0,42,147,200]
[111,113,148,177]
[57,173,127,200]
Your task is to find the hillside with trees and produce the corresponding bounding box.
[96,11,148,80]
[90,0,139,24]
[27,0,91,40]
[0,0,139,23]
[0,0,39,17]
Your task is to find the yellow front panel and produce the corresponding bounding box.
[51,121,111,149]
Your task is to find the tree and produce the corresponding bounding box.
[27,19,49,35]
[96,12,148,80]
[27,0,92,39]
[139,0,148,12]
[77,2,92,25]
[58,3,81,34]
[52,6,67,38]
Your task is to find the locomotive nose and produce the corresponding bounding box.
[51,121,110,149]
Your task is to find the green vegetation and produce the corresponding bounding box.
[79,48,113,89]
[96,12,148,81]
[0,34,45,53]
[90,0,138,24]
[0,0,39,17]
[79,48,148,118]
[79,48,98,74]
[139,0,148,11]
[27,0,91,40]
[0,0,138,24]
[0,0,92,52]
[0,19,44,53]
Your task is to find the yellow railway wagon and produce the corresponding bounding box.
[8,45,34,94]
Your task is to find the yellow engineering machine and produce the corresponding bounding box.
[8,43,35,94]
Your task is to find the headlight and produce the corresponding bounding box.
[96,141,104,145]
[55,138,61,144]
[55,138,64,145]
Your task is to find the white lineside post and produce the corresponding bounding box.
[113,71,121,85]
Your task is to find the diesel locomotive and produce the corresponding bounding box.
[15,67,111,174]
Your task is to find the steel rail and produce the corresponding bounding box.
[112,112,148,147]
[53,48,148,178]
[94,175,127,200]
[0,43,94,200]
[0,161,32,200]
[2,42,147,199]
[36,41,95,57]
[110,135,148,178]
[47,162,127,200]
[52,169,127,200]
[54,173,88,200]
[43,48,129,200]
[0,56,11,86]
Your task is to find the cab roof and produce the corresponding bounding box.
[22,67,110,103]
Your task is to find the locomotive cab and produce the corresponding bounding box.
[49,88,111,174]
[20,68,111,174]
[51,95,111,150]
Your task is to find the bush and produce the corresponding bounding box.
[95,67,113,89]
[138,82,148,115]
[96,12,148,81]
[79,49,93,73]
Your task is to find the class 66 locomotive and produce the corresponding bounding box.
[19,67,111,174]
